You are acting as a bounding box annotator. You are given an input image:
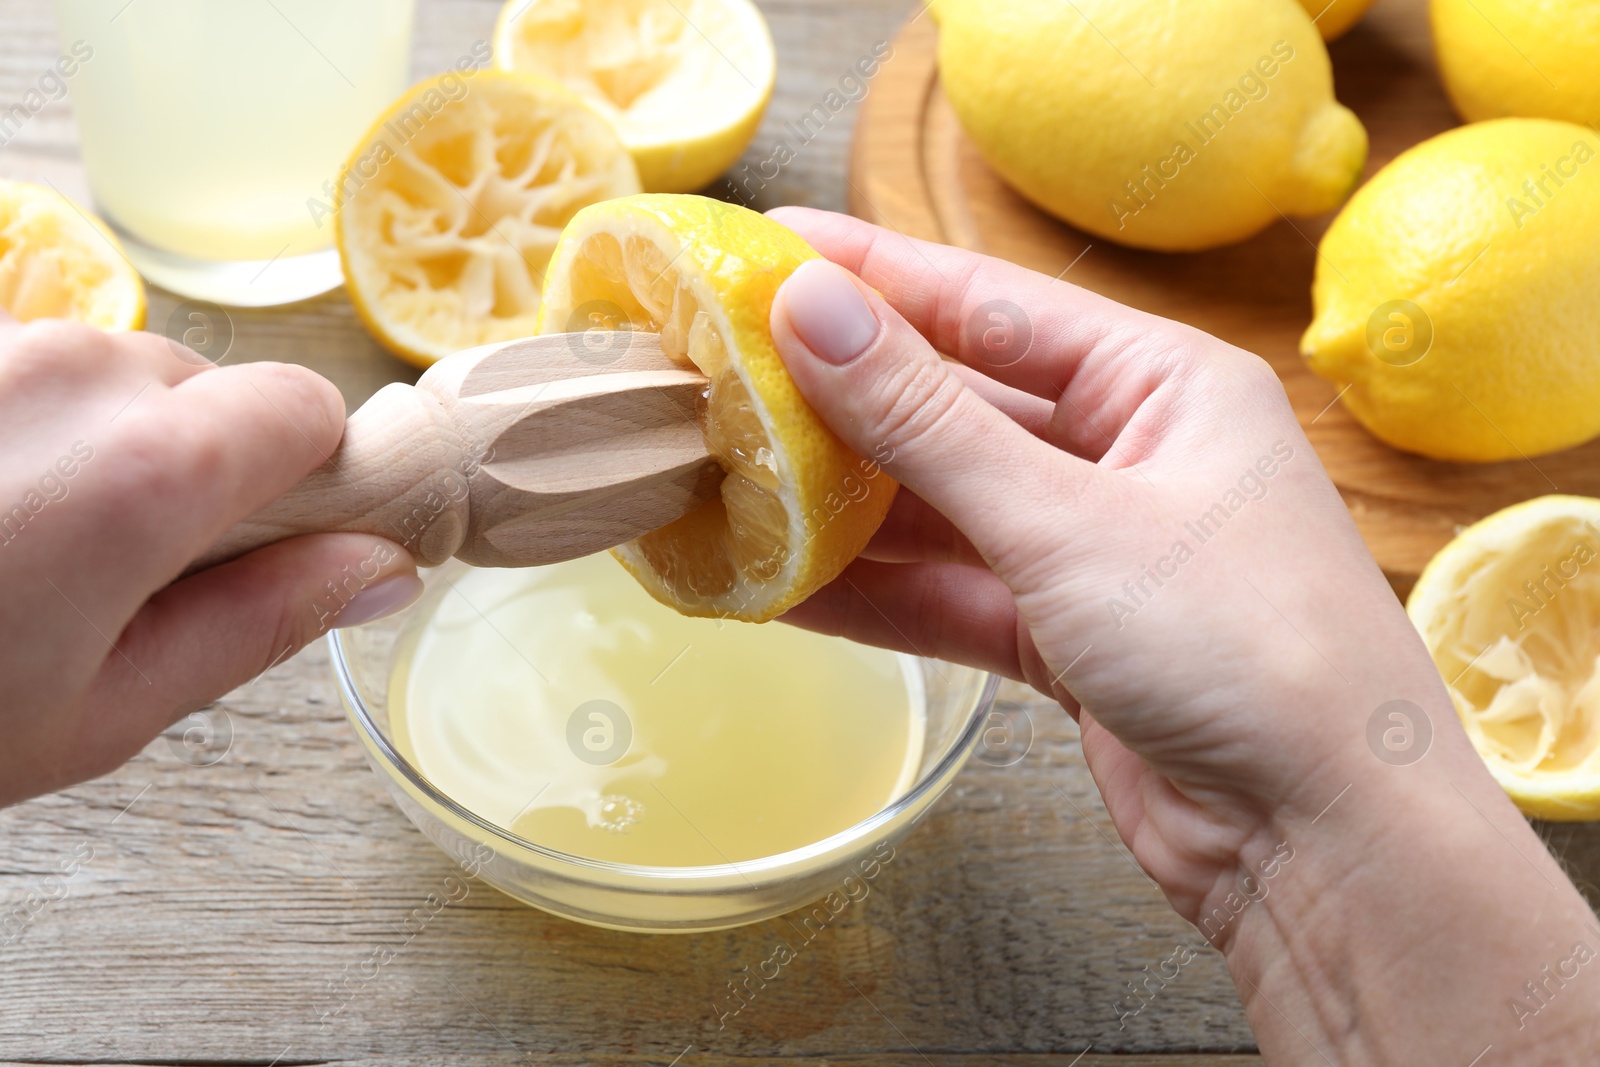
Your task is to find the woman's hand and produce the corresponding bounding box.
[768,208,1600,1064]
[768,205,1430,911]
[0,315,416,807]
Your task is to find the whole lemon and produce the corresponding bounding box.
[1297,0,1378,40]
[935,0,1367,251]
[1301,119,1600,463]
[1432,0,1600,125]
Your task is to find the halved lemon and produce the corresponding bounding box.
[493,0,775,194]
[0,179,144,330]
[1408,496,1600,820]
[336,71,640,367]
[536,194,897,622]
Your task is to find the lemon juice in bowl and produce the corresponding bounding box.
[328,195,989,927]
[53,0,415,305]
[387,553,926,867]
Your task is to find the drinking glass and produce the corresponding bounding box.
[54,0,415,306]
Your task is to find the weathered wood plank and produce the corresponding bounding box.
[0,643,1259,1061]
[3,0,1597,1063]
[0,1058,1263,1067]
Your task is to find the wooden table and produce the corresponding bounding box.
[1,1,1595,1064]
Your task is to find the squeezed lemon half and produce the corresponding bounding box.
[536,194,897,622]
[494,0,775,194]
[336,70,640,367]
[0,179,144,330]
[1408,496,1600,820]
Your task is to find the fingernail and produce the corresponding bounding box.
[334,574,424,629]
[780,260,881,365]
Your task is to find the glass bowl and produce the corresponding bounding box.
[330,559,1000,933]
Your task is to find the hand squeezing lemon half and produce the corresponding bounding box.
[332,0,887,624]
[537,195,897,622]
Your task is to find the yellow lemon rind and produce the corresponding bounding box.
[537,194,897,622]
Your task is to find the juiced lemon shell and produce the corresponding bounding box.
[537,194,897,622]
[934,0,1367,251]
[336,70,640,367]
[1301,119,1600,462]
[0,179,145,331]
[1408,496,1600,821]
[493,0,775,194]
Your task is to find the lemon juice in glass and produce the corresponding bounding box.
[54,0,415,306]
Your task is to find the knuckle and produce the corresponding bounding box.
[268,584,322,659]
[868,357,965,456]
[1230,349,1283,394]
[242,362,345,453]
[110,406,229,505]
[126,328,210,376]
[168,417,232,487]
[17,317,105,358]
[0,319,109,387]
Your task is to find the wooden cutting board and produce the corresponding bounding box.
[847,0,1598,597]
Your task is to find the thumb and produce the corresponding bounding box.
[54,533,418,793]
[771,258,1092,574]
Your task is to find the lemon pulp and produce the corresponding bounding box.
[1421,518,1600,778]
[388,554,925,866]
[566,229,789,605]
[336,71,639,366]
[1409,497,1600,819]
[0,179,145,330]
[493,0,775,192]
[538,196,898,622]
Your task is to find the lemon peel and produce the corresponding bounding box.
[1409,496,1600,820]
[536,194,897,622]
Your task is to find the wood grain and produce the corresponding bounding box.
[201,334,721,570]
[848,0,1600,599]
[0,0,1255,1061]
[1,0,1596,1064]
